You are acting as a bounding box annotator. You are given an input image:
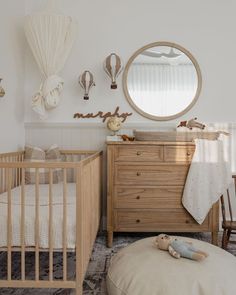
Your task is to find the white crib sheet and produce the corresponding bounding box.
[0,183,76,249]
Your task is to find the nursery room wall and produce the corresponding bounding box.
[23,0,236,226]
[24,0,236,156]
[0,1,25,153]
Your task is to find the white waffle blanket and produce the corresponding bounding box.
[182,139,233,224]
[0,183,76,249]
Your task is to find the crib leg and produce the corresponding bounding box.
[75,285,83,295]
[107,231,113,248]
[76,257,83,295]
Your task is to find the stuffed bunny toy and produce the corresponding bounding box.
[155,234,208,261]
[177,117,205,130]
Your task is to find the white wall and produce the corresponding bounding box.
[0,1,25,152]
[24,0,236,124]
[4,0,235,227]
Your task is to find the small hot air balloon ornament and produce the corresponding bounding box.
[79,70,95,100]
[0,79,5,98]
[104,53,123,89]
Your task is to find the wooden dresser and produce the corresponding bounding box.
[107,141,219,247]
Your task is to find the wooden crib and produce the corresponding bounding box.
[0,150,103,294]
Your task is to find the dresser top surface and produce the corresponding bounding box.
[106,141,195,146]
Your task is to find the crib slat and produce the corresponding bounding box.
[17,154,21,187]
[7,168,12,281]
[49,169,53,281]
[76,166,83,293]
[13,156,15,187]
[63,169,67,281]
[35,169,40,281]
[14,156,17,188]
[21,169,25,281]
[0,159,3,193]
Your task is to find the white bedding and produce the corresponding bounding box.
[0,183,76,249]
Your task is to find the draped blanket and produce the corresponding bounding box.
[182,138,233,224]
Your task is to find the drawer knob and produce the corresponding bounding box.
[136,196,140,200]
[136,172,141,176]
[187,152,191,156]
[185,220,190,224]
[136,219,141,223]
[136,151,142,156]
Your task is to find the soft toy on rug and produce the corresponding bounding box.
[155,234,208,261]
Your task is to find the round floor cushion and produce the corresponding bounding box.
[107,237,236,295]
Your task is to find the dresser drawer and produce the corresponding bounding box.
[114,210,210,231]
[114,145,164,162]
[164,145,195,162]
[115,164,190,186]
[114,187,183,209]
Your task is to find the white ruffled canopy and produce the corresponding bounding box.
[24,1,77,119]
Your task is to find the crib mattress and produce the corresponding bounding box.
[0,183,76,249]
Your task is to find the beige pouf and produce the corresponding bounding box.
[107,237,236,295]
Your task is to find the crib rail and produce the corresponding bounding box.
[0,150,103,295]
[0,151,24,193]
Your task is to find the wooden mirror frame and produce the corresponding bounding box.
[123,41,202,121]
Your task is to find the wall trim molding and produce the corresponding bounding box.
[25,122,107,129]
[24,121,177,130]
[25,121,236,129]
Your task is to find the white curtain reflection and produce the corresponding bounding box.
[127,64,198,117]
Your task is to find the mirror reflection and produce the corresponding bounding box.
[125,44,201,120]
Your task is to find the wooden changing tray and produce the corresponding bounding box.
[134,130,220,142]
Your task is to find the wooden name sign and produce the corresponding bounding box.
[74,106,132,123]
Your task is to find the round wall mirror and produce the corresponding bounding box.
[123,42,202,121]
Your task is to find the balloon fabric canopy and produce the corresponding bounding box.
[24,2,77,119]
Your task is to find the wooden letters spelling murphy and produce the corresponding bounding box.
[73,106,132,123]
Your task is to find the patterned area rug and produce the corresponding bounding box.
[0,232,235,294]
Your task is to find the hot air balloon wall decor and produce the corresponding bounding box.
[104,53,123,89]
[0,79,5,98]
[79,70,96,100]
